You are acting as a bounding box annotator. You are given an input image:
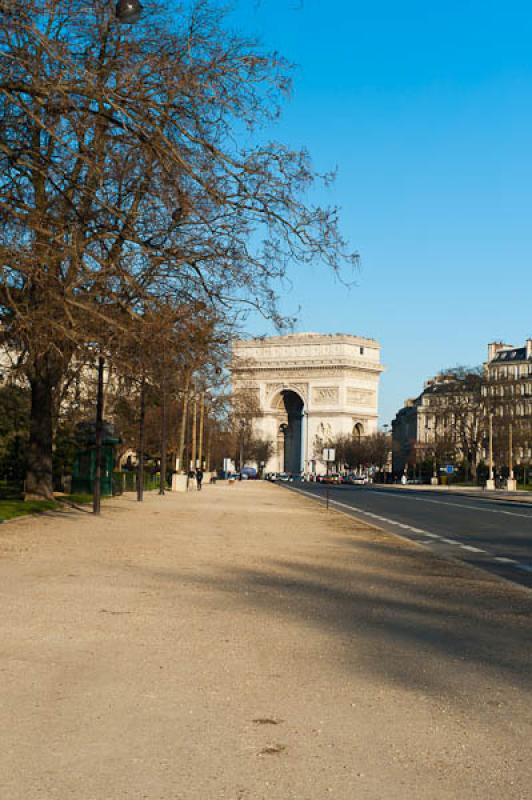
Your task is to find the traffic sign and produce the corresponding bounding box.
[445,465,455,475]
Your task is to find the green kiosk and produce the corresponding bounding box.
[71,422,119,497]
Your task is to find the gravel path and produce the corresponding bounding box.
[1,482,531,799]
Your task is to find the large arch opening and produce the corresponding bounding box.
[278,390,304,474]
[353,422,364,441]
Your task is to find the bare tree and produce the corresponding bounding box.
[423,367,485,481]
[329,432,389,473]
[105,300,223,499]
[365,432,391,473]
[1,0,356,498]
[225,386,262,468]
[246,437,274,471]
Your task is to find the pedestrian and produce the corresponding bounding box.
[196,468,204,491]
[188,469,196,490]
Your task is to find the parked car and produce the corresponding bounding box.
[278,472,291,482]
[321,473,343,484]
[346,474,367,485]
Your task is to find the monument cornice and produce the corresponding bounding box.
[233,362,384,375]
[235,332,379,347]
[263,410,378,418]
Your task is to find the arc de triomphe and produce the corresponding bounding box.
[231,332,384,474]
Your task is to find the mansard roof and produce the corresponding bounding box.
[492,347,528,362]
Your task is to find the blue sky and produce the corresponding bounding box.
[228,0,532,424]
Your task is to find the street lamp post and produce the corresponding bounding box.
[382,423,391,482]
[426,424,438,485]
[302,409,310,478]
[137,376,146,502]
[93,355,105,514]
[77,1,142,508]
[239,419,245,471]
[486,413,495,490]
[279,422,288,473]
[507,422,517,491]
[158,384,168,495]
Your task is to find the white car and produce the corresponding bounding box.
[348,474,367,485]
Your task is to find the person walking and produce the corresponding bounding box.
[196,468,204,491]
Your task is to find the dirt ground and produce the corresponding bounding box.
[1,482,531,800]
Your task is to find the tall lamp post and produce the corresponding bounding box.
[93,355,105,514]
[382,423,391,482]
[238,419,246,471]
[73,0,143,513]
[426,424,438,486]
[507,422,517,491]
[486,413,495,491]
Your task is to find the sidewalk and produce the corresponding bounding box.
[1,483,531,799]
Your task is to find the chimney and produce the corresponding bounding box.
[526,338,532,359]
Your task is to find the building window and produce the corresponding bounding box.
[360,347,364,355]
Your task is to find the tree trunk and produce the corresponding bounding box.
[177,374,190,472]
[25,367,56,500]
[190,393,197,471]
[159,387,167,495]
[198,392,205,469]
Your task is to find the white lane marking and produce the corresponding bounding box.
[300,493,418,534]
[293,489,530,574]
[298,492,447,542]
[368,489,532,519]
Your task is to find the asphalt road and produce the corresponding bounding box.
[283,483,532,589]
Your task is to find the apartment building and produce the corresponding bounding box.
[392,339,532,478]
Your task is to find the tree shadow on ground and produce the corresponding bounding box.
[139,526,532,704]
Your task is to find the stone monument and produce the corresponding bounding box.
[231,332,384,474]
